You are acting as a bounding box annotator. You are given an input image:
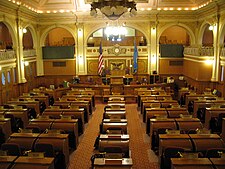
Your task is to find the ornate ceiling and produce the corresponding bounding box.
[8,0,214,14]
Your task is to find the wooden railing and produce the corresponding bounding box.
[184,47,214,56]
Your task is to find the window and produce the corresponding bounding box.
[7,71,11,83]
[13,67,17,83]
[1,72,5,85]
[220,66,224,82]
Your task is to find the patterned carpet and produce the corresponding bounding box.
[68,103,160,169]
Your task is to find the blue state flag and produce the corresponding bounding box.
[133,41,138,74]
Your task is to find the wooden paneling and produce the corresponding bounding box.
[138,59,148,74]
[183,59,212,81]
[159,58,183,75]
[87,60,98,74]
[43,60,76,75]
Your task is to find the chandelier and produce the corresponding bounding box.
[90,0,137,20]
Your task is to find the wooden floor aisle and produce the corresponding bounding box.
[68,103,159,169]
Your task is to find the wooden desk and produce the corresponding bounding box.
[160,100,179,108]
[13,156,54,169]
[6,109,29,128]
[98,140,129,154]
[52,119,79,149]
[145,108,167,132]
[171,158,214,169]
[159,134,193,159]
[149,118,176,135]
[28,119,54,132]
[175,118,203,133]
[145,108,167,123]
[100,134,129,140]
[204,108,225,129]
[0,118,12,140]
[107,103,126,108]
[37,133,69,167]
[193,100,213,118]
[7,133,40,151]
[7,100,40,116]
[104,111,126,119]
[210,158,225,169]
[185,94,203,106]
[0,156,17,169]
[103,119,127,123]
[105,108,126,112]
[94,158,133,169]
[62,109,85,134]
[102,123,128,134]
[189,134,225,153]
[141,100,160,117]
[42,109,63,119]
[166,107,189,118]
[19,95,49,108]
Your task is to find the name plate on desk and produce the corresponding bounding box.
[38,115,49,119]
[180,114,192,118]
[60,115,71,120]
[105,159,122,165]
[28,152,44,158]
[20,129,32,133]
[70,105,79,109]
[166,130,180,134]
[181,153,199,158]
[47,129,61,134]
[14,106,23,110]
[156,115,167,119]
[196,129,211,134]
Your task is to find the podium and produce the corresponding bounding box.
[110,76,124,94]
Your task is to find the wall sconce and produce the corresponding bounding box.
[22,28,27,33]
[205,59,214,65]
[23,61,29,66]
[78,56,83,65]
[151,55,156,64]
[78,28,82,37]
[0,66,2,71]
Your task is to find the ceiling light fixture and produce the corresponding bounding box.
[90,0,137,20]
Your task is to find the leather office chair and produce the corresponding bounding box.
[4,113,22,132]
[151,128,173,152]
[34,143,66,169]
[210,113,225,133]
[197,107,206,123]
[1,143,21,156]
[25,126,41,133]
[205,148,225,158]
[161,147,184,169]
[0,128,5,147]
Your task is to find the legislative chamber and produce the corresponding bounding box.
[1,0,225,169]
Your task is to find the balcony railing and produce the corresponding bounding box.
[23,49,36,57]
[184,47,214,56]
[0,50,16,61]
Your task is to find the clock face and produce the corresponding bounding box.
[114,48,120,54]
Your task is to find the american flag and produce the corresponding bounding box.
[98,42,104,75]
